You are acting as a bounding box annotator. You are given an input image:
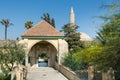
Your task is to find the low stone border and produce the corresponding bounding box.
[55,63,80,80]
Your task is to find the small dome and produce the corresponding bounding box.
[80,32,92,41]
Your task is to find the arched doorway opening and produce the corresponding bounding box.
[28,41,57,67]
[38,53,48,67]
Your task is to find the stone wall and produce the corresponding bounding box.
[19,39,68,66]
[55,63,80,80]
[58,39,68,64]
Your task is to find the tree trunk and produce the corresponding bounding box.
[5,26,7,40]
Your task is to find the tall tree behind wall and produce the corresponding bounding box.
[25,21,33,30]
[41,13,56,28]
[0,19,13,40]
[62,23,84,53]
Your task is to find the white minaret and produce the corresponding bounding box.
[70,7,75,25]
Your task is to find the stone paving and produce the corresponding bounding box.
[26,67,68,80]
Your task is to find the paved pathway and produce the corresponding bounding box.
[26,67,68,80]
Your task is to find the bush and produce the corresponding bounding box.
[0,74,4,80]
[0,74,10,80]
[63,54,86,71]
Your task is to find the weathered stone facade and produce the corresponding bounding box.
[19,39,68,67]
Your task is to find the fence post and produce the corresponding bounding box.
[88,65,94,80]
[108,67,115,80]
[102,68,115,80]
[102,71,109,80]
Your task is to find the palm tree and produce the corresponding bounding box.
[25,21,33,29]
[0,19,13,40]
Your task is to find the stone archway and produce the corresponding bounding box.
[28,41,57,67]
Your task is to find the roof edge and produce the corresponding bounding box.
[21,36,64,39]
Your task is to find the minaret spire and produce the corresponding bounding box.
[70,7,75,25]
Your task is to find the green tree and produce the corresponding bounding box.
[73,13,120,71]
[96,13,120,71]
[63,53,88,71]
[0,19,13,40]
[62,23,84,71]
[62,23,83,53]
[73,45,105,70]
[97,14,120,44]
[100,0,120,14]
[25,21,33,29]
[91,0,120,71]
[0,41,25,76]
[41,13,55,28]
[72,12,120,71]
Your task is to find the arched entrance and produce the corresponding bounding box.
[28,41,57,67]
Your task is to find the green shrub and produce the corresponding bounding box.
[0,74,11,80]
[4,75,11,80]
[0,74,5,80]
[63,54,87,71]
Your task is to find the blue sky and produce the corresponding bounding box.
[0,0,109,40]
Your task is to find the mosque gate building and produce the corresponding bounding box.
[19,20,68,67]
